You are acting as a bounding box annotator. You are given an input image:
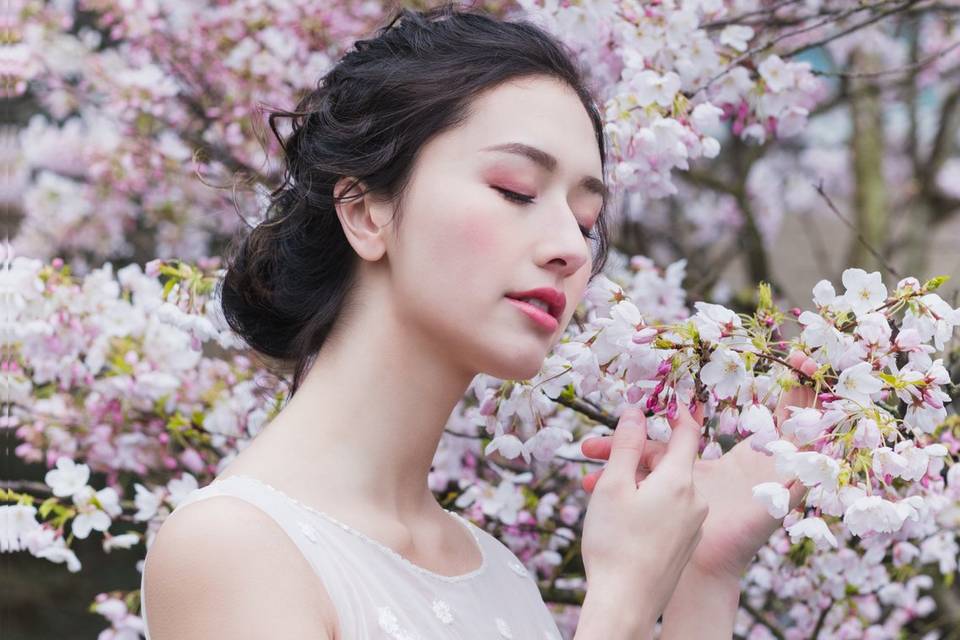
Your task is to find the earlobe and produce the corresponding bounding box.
[334,177,389,262]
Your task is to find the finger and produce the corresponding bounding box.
[580,435,608,457]
[786,349,818,377]
[582,465,651,493]
[786,478,807,513]
[653,402,702,478]
[581,435,667,469]
[603,407,649,486]
[582,468,603,492]
[774,384,817,428]
[690,400,705,425]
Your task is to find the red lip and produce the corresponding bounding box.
[504,287,566,321]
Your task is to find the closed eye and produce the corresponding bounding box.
[492,187,596,239]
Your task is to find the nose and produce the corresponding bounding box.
[542,202,592,277]
[539,194,592,278]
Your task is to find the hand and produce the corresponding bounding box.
[580,384,816,581]
[576,404,709,637]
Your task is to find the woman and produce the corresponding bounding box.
[141,4,807,638]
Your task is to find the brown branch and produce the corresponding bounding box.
[812,180,902,279]
[740,599,787,640]
[701,0,806,29]
[780,0,924,60]
[1,480,53,495]
[692,0,913,98]
[552,394,617,429]
[811,40,960,79]
[811,598,834,638]
[812,60,960,121]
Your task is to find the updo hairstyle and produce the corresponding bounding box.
[219,2,613,396]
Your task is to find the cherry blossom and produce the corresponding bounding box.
[752,482,791,519]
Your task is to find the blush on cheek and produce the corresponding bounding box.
[455,214,500,255]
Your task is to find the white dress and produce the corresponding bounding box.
[140,474,565,639]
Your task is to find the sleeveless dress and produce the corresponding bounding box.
[139,474,565,639]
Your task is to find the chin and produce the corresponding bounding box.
[481,344,551,381]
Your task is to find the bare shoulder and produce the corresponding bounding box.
[143,496,338,640]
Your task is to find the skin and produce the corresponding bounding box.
[580,385,816,637]
[217,74,603,567]
[212,72,816,636]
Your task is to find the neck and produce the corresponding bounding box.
[244,295,478,521]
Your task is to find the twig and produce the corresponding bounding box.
[813,180,902,279]
[810,599,834,638]
[1,480,53,495]
[692,0,909,98]
[443,427,484,440]
[701,0,805,29]
[739,599,787,640]
[811,39,960,78]
[781,0,923,60]
[553,394,618,429]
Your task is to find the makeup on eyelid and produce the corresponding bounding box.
[492,186,597,238]
[481,163,600,237]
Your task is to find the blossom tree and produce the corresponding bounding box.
[5,1,960,638]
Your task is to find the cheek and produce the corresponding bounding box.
[412,207,505,300]
[454,214,500,256]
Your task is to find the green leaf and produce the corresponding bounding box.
[877,372,898,386]
[923,275,950,292]
[757,281,774,313]
[161,277,177,299]
[787,538,815,566]
[39,497,59,519]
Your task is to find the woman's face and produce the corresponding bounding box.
[373,75,605,380]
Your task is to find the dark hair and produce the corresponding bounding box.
[219,1,613,396]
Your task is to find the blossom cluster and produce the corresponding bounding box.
[579,267,958,540]
[12,0,391,267]
[7,1,960,637]
[3,249,956,638]
[515,0,826,201]
[15,0,924,267]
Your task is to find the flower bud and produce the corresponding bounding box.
[632,327,658,344]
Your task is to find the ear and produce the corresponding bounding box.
[333,176,395,262]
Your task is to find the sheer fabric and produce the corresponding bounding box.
[140,474,564,639]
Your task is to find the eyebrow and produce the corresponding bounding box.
[481,142,609,203]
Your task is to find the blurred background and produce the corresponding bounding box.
[4,0,959,637]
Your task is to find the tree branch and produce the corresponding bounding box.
[813,181,902,279]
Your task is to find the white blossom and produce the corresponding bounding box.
[786,516,838,549]
[699,347,746,399]
[44,457,90,499]
[835,361,883,406]
[752,482,791,518]
[841,268,888,317]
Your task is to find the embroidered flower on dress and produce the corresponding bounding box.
[297,521,319,543]
[377,605,423,640]
[507,560,529,578]
[378,606,400,633]
[431,598,454,624]
[495,617,514,638]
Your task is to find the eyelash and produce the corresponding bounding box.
[493,188,596,239]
